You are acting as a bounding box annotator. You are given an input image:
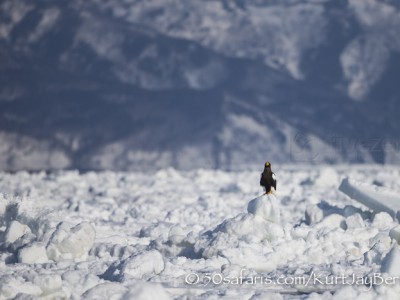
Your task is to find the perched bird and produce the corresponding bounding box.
[260,161,276,194]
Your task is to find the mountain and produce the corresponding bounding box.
[1,0,400,171]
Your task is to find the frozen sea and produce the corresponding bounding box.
[1,165,400,299]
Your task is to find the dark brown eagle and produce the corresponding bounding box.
[260,161,276,194]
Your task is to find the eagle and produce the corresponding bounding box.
[260,161,276,194]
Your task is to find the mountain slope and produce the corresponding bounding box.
[1,0,400,170]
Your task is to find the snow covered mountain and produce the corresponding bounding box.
[1,0,400,171]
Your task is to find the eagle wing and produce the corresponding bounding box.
[272,172,277,190]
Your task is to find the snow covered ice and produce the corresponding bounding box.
[1,166,400,299]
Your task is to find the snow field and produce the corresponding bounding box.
[0,166,400,299]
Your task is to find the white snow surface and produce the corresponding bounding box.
[339,177,400,220]
[1,166,400,299]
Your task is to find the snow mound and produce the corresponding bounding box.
[123,282,170,300]
[82,283,127,299]
[0,196,96,265]
[33,274,63,297]
[82,281,170,300]
[247,194,281,223]
[122,250,165,279]
[0,277,43,299]
[4,220,31,244]
[18,243,49,264]
[195,194,283,271]
[47,222,96,262]
[0,195,97,298]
